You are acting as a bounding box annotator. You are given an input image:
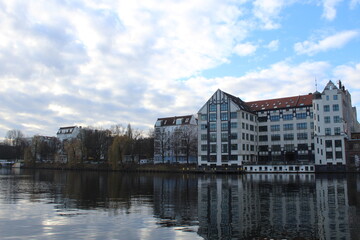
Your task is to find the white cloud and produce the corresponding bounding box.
[350,0,360,9]
[333,63,360,88]
[294,30,359,56]
[252,0,288,29]
[265,40,279,51]
[233,42,258,56]
[321,0,343,21]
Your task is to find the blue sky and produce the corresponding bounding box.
[0,0,360,139]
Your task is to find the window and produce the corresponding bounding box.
[220,103,228,111]
[283,114,293,120]
[221,112,228,121]
[210,133,216,142]
[284,124,293,131]
[335,140,342,147]
[210,144,217,153]
[271,134,281,141]
[310,122,314,129]
[259,135,268,142]
[231,144,238,150]
[201,134,207,141]
[222,144,228,153]
[325,128,331,136]
[201,114,207,121]
[298,144,308,151]
[209,113,216,122]
[221,122,228,131]
[334,127,341,135]
[250,115,254,121]
[231,133,237,140]
[250,134,254,141]
[250,125,254,131]
[297,122,307,130]
[201,145,208,151]
[296,113,307,119]
[201,155,207,161]
[221,133,228,142]
[333,95,338,100]
[210,123,216,131]
[270,115,280,121]
[324,116,331,123]
[335,151,342,159]
[334,116,341,123]
[230,112,237,119]
[284,144,294,151]
[272,145,281,151]
[271,125,280,132]
[230,122,237,129]
[250,145,255,151]
[326,151,333,159]
[325,140,332,148]
[201,124,207,130]
[284,133,294,140]
[258,116,267,122]
[297,133,308,140]
[324,105,330,112]
[326,95,329,101]
[333,104,339,111]
[209,104,216,112]
[259,126,268,132]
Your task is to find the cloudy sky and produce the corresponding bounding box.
[1,0,360,139]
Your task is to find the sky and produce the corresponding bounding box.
[1,0,360,139]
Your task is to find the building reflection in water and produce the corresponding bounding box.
[197,174,358,240]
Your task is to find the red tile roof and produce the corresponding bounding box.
[246,94,313,111]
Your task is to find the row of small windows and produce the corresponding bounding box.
[259,123,312,132]
[201,122,238,131]
[323,104,339,112]
[258,113,310,122]
[200,155,238,161]
[201,133,238,141]
[324,127,341,135]
[259,144,312,152]
[201,143,256,153]
[324,115,341,123]
[259,132,310,141]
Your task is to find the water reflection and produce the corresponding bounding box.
[0,168,359,240]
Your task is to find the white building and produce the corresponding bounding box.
[154,115,197,164]
[198,81,360,172]
[56,126,81,142]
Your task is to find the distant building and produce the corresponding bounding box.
[197,81,360,172]
[56,126,81,142]
[154,115,197,164]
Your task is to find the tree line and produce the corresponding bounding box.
[1,125,154,169]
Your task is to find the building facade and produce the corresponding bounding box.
[198,81,360,172]
[154,115,198,164]
[56,126,82,142]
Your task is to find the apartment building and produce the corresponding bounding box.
[198,81,360,172]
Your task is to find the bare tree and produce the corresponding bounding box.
[154,128,167,163]
[5,129,24,146]
[180,125,198,164]
[171,127,182,163]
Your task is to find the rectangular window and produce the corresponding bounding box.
[296,113,307,119]
[258,116,268,122]
[259,126,268,132]
[250,115,254,121]
[296,122,307,130]
[271,125,280,132]
[284,144,294,151]
[221,133,228,142]
[230,122,237,128]
[283,114,293,120]
[325,128,331,136]
[272,145,281,151]
[335,140,342,147]
[210,144,217,153]
[231,144,238,150]
[335,151,342,159]
[297,133,308,140]
[333,95,338,100]
[334,127,341,135]
[201,124,207,130]
[270,115,280,121]
[221,144,228,153]
[201,114,207,121]
[220,112,228,121]
[259,145,268,151]
[201,155,207,161]
[231,132,237,140]
[250,134,254,141]
[230,112,237,119]
[284,133,294,140]
[209,104,216,112]
[201,144,208,151]
[324,105,330,112]
[201,134,207,141]
[326,151,333,159]
[259,135,268,142]
[220,103,228,111]
[210,123,216,132]
[333,116,341,123]
[209,113,216,122]
[250,125,254,131]
[271,134,281,141]
[298,144,308,151]
[324,116,331,123]
[210,133,216,142]
[325,140,332,148]
[221,122,228,131]
[283,124,293,131]
[333,104,339,111]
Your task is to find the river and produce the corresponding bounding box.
[0,168,359,239]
